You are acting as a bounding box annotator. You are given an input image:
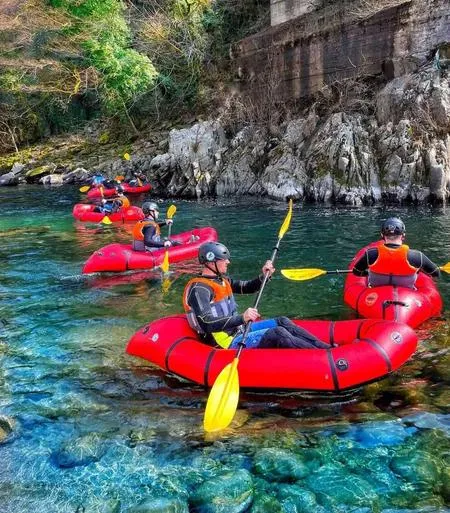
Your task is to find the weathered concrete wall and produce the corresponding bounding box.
[270,0,322,26]
[236,0,450,101]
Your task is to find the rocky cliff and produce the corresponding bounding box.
[1,0,449,205]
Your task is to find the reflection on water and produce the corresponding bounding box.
[0,186,448,512]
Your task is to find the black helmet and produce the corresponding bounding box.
[381,217,405,236]
[142,202,159,215]
[198,242,230,264]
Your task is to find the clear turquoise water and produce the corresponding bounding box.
[0,186,448,512]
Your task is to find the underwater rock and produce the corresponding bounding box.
[53,432,108,468]
[402,412,449,432]
[189,469,253,513]
[0,415,15,443]
[249,494,283,513]
[390,450,441,490]
[126,497,188,513]
[277,484,325,512]
[306,465,378,509]
[350,420,416,447]
[253,448,309,482]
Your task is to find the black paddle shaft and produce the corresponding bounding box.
[235,239,283,358]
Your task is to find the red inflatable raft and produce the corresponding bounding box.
[126,315,418,391]
[86,183,151,199]
[82,226,218,274]
[344,241,442,328]
[72,203,144,223]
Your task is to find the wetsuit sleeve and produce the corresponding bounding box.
[229,275,264,294]
[186,282,245,334]
[407,250,441,278]
[352,248,378,276]
[143,225,164,248]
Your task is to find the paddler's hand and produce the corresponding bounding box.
[243,307,260,323]
[262,260,275,277]
[164,240,172,248]
[165,219,173,225]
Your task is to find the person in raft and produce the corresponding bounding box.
[183,242,330,349]
[94,185,130,214]
[352,216,440,288]
[132,202,180,251]
[126,171,148,187]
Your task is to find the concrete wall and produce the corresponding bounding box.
[270,0,322,26]
[235,0,450,102]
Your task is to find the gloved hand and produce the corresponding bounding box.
[164,240,172,248]
[165,219,173,225]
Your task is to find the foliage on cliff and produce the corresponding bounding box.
[0,0,269,154]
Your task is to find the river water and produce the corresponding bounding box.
[0,186,448,512]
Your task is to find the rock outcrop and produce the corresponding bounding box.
[146,62,449,204]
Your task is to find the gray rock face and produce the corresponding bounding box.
[147,62,448,204]
[0,172,19,186]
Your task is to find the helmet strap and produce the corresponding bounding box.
[205,262,223,279]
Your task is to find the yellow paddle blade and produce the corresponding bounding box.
[79,185,90,192]
[281,268,327,281]
[204,358,240,433]
[161,278,171,294]
[278,199,293,238]
[167,204,177,219]
[440,262,450,273]
[101,216,112,225]
[161,249,169,273]
[123,153,130,160]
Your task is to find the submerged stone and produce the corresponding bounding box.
[253,448,309,482]
[306,465,378,509]
[126,497,188,513]
[390,450,441,490]
[351,420,415,447]
[0,415,14,443]
[189,469,253,513]
[249,494,283,513]
[53,432,108,468]
[277,484,322,512]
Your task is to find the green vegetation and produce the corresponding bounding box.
[0,0,269,153]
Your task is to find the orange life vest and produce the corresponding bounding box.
[183,276,238,348]
[119,196,130,209]
[368,244,418,288]
[132,220,160,241]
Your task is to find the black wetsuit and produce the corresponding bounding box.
[185,274,329,349]
[143,221,169,249]
[352,244,440,278]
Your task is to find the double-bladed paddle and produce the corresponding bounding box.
[281,268,352,281]
[161,205,177,274]
[203,199,293,433]
[281,262,450,281]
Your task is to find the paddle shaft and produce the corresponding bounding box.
[235,238,283,359]
[327,269,352,275]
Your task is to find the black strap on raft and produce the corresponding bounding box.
[382,300,409,320]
